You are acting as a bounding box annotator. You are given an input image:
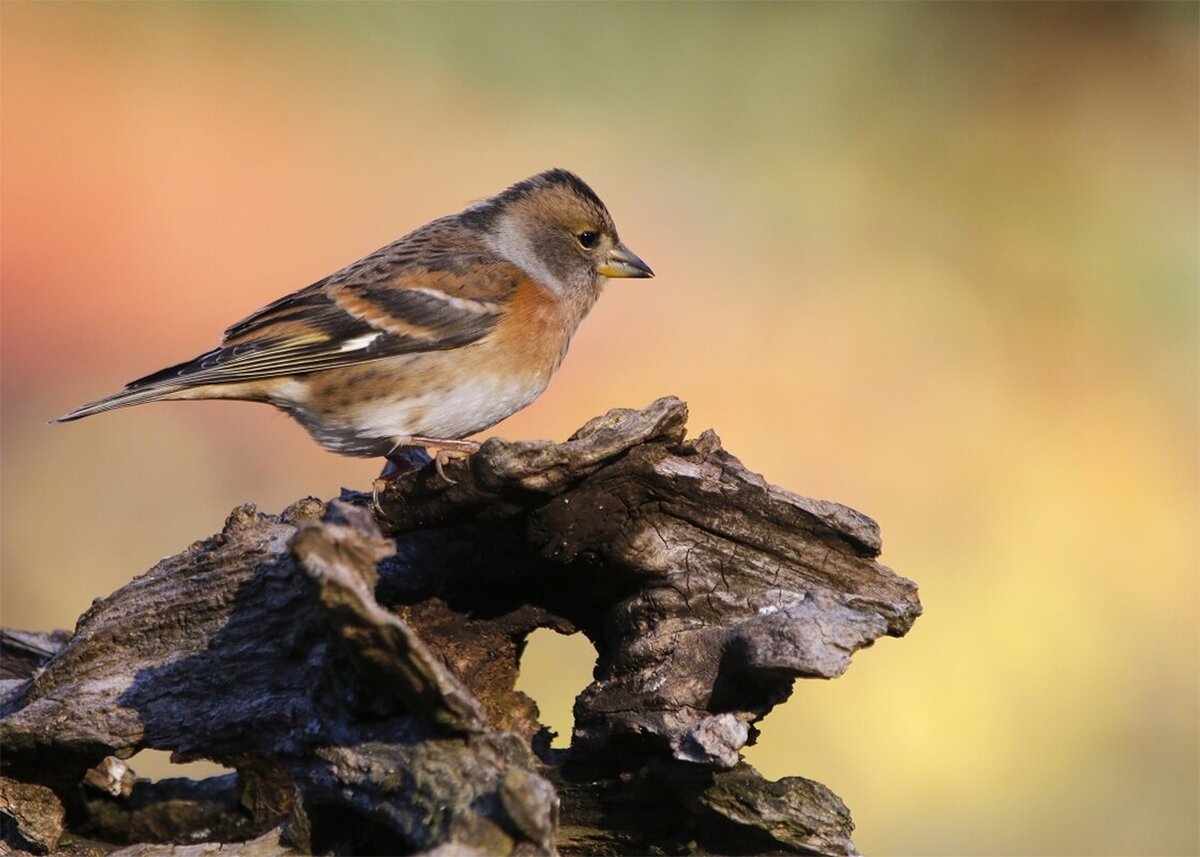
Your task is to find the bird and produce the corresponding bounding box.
[54,169,653,477]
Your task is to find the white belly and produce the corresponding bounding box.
[286,370,550,458]
[360,373,547,440]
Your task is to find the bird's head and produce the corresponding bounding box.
[468,169,653,297]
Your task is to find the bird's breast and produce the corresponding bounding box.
[263,276,582,455]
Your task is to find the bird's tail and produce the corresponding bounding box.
[51,344,243,424]
[51,384,190,423]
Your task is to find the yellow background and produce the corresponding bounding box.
[2,4,1196,855]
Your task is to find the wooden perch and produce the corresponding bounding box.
[0,397,921,856]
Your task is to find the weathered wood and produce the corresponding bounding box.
[1,397,921,855]
[1,777,66,853]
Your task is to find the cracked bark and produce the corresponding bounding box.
[0,397,921,856]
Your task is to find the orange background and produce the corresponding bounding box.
[3,4,1197,855]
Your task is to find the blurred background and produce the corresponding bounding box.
[3,3,1196,854]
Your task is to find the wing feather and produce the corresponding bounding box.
[123,223,524,392]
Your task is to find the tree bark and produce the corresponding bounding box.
[0,397,921,856]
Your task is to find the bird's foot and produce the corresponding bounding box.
[372,447,432,513]
[408,436,482,485]
[374,439,480,508]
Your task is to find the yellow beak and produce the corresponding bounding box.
[598,243,654,279]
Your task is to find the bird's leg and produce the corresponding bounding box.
[373,439,480,507]
[372,445,432,512]
[408,436,482,484]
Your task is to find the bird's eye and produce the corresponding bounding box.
[577,231,599,249]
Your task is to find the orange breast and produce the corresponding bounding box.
[489,275,576,386]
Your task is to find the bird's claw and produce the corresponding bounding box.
[371,478,389,516]
[431,448,473,485]
[373,438,479,507]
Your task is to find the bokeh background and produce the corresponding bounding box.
[3,3,1197,855]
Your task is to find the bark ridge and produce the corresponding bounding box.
[1,397,921,856]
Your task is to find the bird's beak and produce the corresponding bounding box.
[598,243,654,279]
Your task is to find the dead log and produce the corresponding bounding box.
[0,397,921,856]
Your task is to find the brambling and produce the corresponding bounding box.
[55,169,653,473]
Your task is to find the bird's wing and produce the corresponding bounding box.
[124,240,524,392]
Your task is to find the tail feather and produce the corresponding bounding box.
[52,385,188,423]
[53,347,229,423]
